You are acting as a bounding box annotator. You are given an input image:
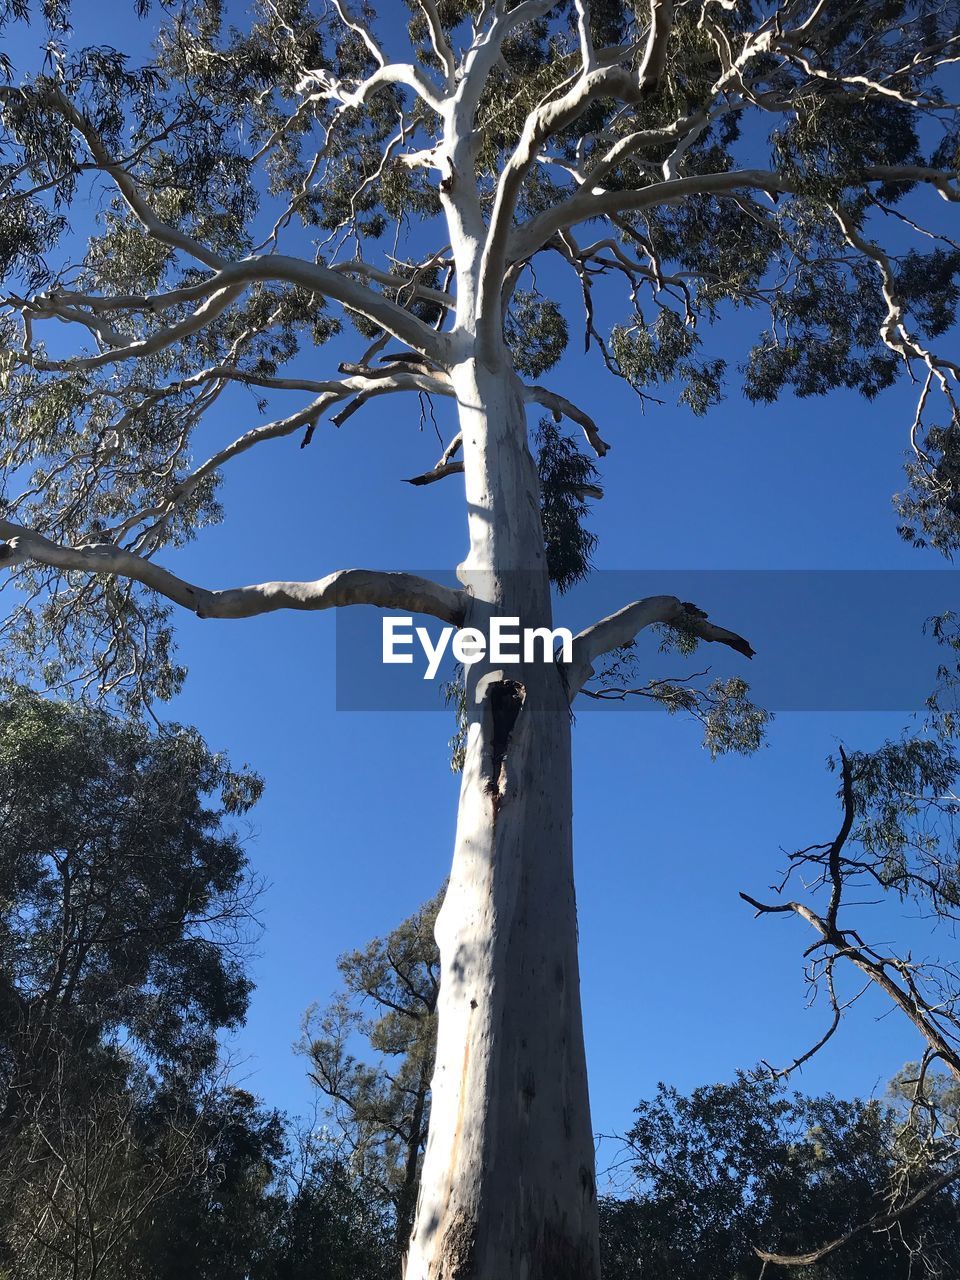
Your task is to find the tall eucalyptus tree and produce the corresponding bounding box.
[2,2,960,1274]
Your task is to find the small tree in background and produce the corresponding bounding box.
[3,2,960,1272]
[301,890,442,1254]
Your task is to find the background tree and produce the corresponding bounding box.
[3,1051,209,1280]
[135,1087,289,1280]
[301,890,442,1255]
[0,688,263,1278]
[266,1123,398,1280]
[740,616,960,1266]
[0,688,262,1121]
[0,681,406,1279]
[2,2,960,1274]
[599,1074,960,1280]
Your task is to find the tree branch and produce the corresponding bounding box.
[111,368,452,545]
[406,460,464,487]
[20,254,451,370]
[754,1165,960,1269]
[300,1,446,113]
[477,0,674,354]
[741,891,960,1081]
[511,163,960,265]
[566,595,754,698]
[1,85,449,364]
[0,519,465,623]
[0,83,227,271]
[510,169,795,264]
[415,0,457,88]
[524,384,611,456]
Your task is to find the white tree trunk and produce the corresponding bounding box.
[404,355,600,1279]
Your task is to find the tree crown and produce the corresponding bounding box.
[0,0,958,702]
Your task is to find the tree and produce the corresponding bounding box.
[1,2,959,1274]
[0,688,262,1119]
[0,687,262,1278]
[301,890,442,1254]
[599,1074,960,1280]
[135,1087,289,1280]
[267,1124,398,1280]
[0,685,395,1280]
[741,733,960,1266]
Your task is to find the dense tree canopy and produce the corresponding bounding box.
[600,1074,960,1280]
[0,690,267,1277]
[0,687,397,1280]
[0,688,262,1100]
[0,0,957,701]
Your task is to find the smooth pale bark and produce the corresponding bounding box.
[404,357,600,1280]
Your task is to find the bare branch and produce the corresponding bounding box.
[406,460,464,487]
[566,595,754,698]
[741,748,960,1084]
[0,520,465,623]
[524,384,611,457]
[110,367,453,545]
[25,284,247,374]
[331,259,454,309]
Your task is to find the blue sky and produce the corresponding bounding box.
[172,337,943,1154]
[5,3,958,1165]
[164,284,946,1145]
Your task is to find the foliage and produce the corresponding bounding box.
[300,889,442,1251]
[0,688,263,1101]
[0,1,956,697]
[266,1134,397,1280]
[136,1087,289,1280]
[441,665,468,773]
[0,687,270,1278]
[0,685,393,1280]
[600,1073,960,1280]
[505,291,568,378]
[535,418,599,594]
[611,311,725,416]
[137,1097,396,1280]
[585,646,772,757]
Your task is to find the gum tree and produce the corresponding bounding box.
[2,2,960,1275]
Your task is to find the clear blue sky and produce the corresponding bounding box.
[173,339,942,1152]
[6,3,957,1167]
